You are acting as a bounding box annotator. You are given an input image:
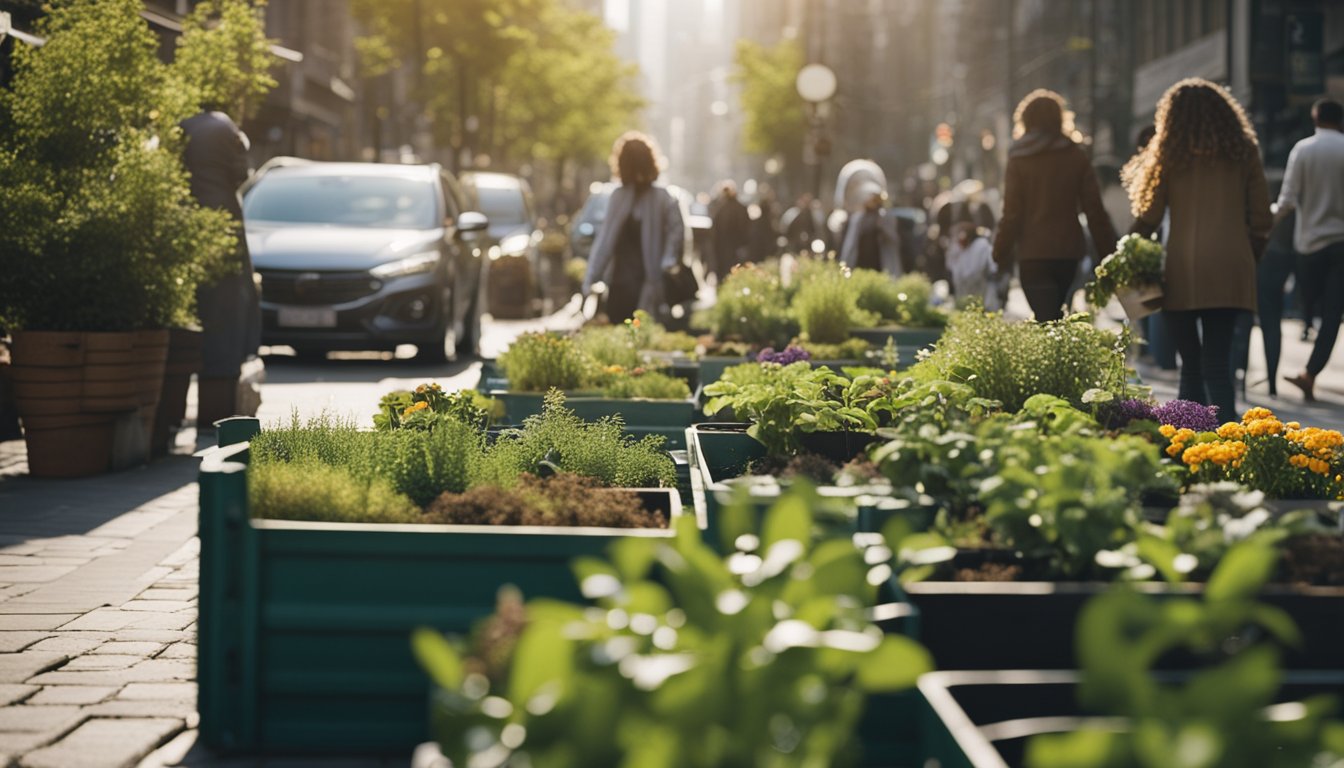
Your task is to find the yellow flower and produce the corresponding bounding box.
[1216,422,1246,440]
[1241,406,1274,424]
[604,365,625,375]
[1286,421,1301,430]
[1166,443,1184,458]
[1159,424,1177,438]
[1310,458,1330,476]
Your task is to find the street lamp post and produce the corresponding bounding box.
[796,62,836,201]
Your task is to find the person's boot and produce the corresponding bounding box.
[196,376,239,431]
[1284,371,1316,402]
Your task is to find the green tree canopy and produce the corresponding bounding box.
[733,37,807,160]
[172,0,279,121]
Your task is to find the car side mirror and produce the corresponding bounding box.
[456,211,489,234]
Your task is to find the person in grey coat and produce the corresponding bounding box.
[181,109,261,429]
[582,132,686,323]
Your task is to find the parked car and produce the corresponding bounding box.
[459,171,543,318]
[243,161,490,363]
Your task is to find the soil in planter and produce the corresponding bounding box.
[1279,533,1344,586]
[423,473,666,529]
[742,453,883,486]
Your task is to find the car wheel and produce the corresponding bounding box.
[415,308,454,365]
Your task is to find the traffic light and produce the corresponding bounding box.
[935,122,954,147]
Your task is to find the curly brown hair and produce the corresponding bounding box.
[608,131,663,188]
[1122,78,1259,217]
[1012,89,1075,139]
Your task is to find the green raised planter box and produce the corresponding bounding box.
[849,326,942,368]
[198,418,691,754]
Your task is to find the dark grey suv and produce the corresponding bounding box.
[244,162,490,362]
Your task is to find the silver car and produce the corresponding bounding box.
[244,162,490,362]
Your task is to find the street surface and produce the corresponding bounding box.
[0,294,1341,767]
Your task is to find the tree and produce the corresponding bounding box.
[172,0,279,121]
[733,38,807,163]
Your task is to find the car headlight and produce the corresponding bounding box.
[370,250,439,278]
[499,233,532,258]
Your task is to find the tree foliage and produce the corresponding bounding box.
[0,0,236,331]
[733,37,807,160]
[351,0,642,168]
[172,0,279,120]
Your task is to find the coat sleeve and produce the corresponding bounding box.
[991,157,1022,267]
[1245,154,1273,261]
[584,188,624,293]
[661,190,686,271]
[1276,143,1302,213]
[1129,177,1167,240]
[1079,156,1118,259]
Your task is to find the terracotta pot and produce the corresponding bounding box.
[19,411,117,477]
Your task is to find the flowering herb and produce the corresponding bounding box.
[1098,397,1158,430]
[1152,399,1220,433]
[756,345,811,364]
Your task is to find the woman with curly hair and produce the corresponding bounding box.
[992,89,1117,321]
[582,131,686,323]
[1123,78,1272,421]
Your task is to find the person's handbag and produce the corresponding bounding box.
[662,261,700,306]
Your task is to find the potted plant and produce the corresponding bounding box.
[0,0,235,476]
[413,490,930,767]
[197,390,693,752]
[1085,233,1165,323]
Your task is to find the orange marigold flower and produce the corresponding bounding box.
[1216,423,1246,440]
[1159,424,1177,438]
[1242,407,1274,424]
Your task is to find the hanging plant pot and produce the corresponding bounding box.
[1116,283,1163,324]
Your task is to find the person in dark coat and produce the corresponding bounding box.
[710,181,750,278]
[993,89,1118,321]
[181,109,261,430]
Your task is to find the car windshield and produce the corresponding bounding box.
[244,174,437,229]
[474,186,527,228]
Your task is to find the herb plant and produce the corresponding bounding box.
[792,260,880,343]
[710,263,796,347]
[497,332,594,392]
[1085,233,1165,308]
[374,383,499,431]
[413,490,932,767]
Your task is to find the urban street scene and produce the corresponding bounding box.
[2,0,1344,765]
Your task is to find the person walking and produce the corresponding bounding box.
[993,89,1117,321]
[181,108,261,431]
[1257,206,1298,396]
[710,180,750,278]
[582,132,686,323]
[1278,99,1344,402]
[1123,78,1272,421]
[945,222,999,309]
[839,182,901,275]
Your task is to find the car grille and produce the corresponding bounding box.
[259,270,382,306]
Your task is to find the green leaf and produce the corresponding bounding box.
[761,489,813,549]
[854,635,932,692]
[410,627,463,690]
[1205,541,1279,602]
[1025,729,1120,767]
[508,621,574,705]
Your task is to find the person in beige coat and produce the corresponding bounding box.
[1124,78,1272,422]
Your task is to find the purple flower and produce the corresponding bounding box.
[757,345,811,364]
[1152,399,1221,432]
[1100,398,1157,429]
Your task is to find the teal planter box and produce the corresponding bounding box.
[198,418,690,754]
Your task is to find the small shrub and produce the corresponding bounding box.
[595,367,691,400]
[498,332,594,392]
[909,309,1131,412]
[364,419,484,505]
[472,391,676,489]
[710,263,796,347]
[792,261,880,343]
[423,473,664,528]
[249,460,420,524]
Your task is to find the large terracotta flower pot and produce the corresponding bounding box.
[19,411,118,477]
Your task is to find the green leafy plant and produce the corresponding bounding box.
[792,261,880,344]
[373,382,499,431]
[595,366,692,400]
[473,391,676,489]
[909,309,1134,412]
[498,332,595,392]
[710,263,797,348]
[249,460,420,524]
[413,489,932,767]
[1027,541,1344,767]
[704,362,878,457]
[850,270,947,328]
[172,0,279,120]
[1085,233,1165,308]
[0,0,236,331]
